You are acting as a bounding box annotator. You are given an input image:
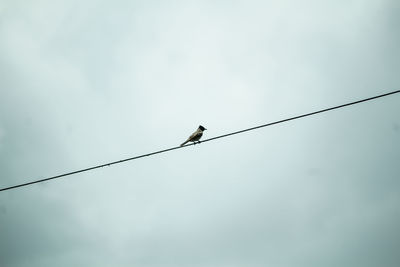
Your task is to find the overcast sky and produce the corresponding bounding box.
[1,1,399,266]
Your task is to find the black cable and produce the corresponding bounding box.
[202,90,400,143]
[1,89,399,192]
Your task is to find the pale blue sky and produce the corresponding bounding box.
[1,1,399,266]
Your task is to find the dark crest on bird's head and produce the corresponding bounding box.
[199,125,206,131]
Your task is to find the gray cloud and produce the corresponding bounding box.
[1,0,399,266]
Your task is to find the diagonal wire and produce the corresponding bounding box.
[201,89,400,144]
[1,89,399,192]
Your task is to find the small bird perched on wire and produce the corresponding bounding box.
[180,125,207,146]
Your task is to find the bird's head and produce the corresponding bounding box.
[199,125,207,131]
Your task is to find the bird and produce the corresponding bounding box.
[180,125,207,146]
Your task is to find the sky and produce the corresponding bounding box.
[0,0,399,266]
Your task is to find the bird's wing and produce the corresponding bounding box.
[188,130,199,140]
[190,130,204,140]
[181,129,203,146]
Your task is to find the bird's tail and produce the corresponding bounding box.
[180,140,189,147]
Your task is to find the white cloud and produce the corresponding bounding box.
[0,126,5,148]
[1,1,399,267]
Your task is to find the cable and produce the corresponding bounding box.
[202,89,400,144]
[1,89,399,192]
